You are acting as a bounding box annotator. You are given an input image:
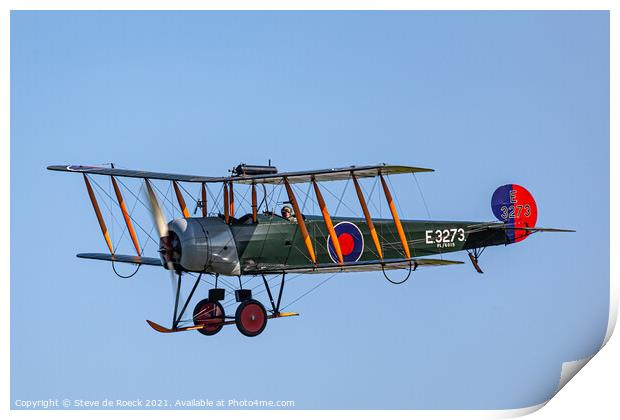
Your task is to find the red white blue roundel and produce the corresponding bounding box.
[327,221,364,263]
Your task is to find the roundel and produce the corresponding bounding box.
[327,221,364,263]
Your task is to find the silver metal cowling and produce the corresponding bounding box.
[167,217,241,276]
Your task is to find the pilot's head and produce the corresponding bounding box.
[281,206,292,220]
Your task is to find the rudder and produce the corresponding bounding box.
[491,184,538,243]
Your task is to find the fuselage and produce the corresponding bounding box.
[166,214,509,276]
[233,214,506,270]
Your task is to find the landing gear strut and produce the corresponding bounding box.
[261,273,286,316]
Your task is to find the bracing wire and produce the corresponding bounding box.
[333,176,350,215]
[257,180,283,262]
[300,182,313,214]
[150,181,175,218]
[412,173,432,219]
[177,182,199,206]
[87,176,158,278]
[89,176,130,241]
[320,182,358,215]
[90,177,160,249]
[212,183,224,215]
[280,273,337,311]
[221,274,306,311]
[386,175,406,221]
[113,181,144,252]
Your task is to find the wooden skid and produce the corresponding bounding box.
[468,253,484,274]
[146,320,205,333]
[146,312,299,334]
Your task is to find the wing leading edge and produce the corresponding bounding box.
[47,163,434,184]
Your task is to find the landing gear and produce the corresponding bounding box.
[235,299,267,337]
[146,272,298,335]
[193,299,225,336]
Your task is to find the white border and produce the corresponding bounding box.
[326,221,365,263]
[3,1,616,419]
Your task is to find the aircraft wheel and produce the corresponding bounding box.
[193,299,225,336]
[235,299,267,337]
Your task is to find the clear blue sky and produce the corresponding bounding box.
[11,11,609,409]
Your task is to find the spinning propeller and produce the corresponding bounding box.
[144,180,184,305]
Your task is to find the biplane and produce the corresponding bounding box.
[47,163,573,337]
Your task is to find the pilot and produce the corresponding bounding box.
[281,206,297,223]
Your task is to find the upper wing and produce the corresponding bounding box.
[47,165,218,182]
[47,163,433,184]
[243,257,463,275]
[230,164,434,185]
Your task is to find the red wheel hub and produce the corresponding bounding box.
[239,302,266,334]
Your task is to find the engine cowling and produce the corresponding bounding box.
[164,217,241,276]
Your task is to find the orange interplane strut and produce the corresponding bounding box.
[380,174,411,259]
[111,177,141,255]
[352,174,383,260]
[172,181,190,218]
[312,178,343,265]
[284,177,316,265]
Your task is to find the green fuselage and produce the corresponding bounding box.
[230,214,507,272]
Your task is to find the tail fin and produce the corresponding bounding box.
[491,184,538,243]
